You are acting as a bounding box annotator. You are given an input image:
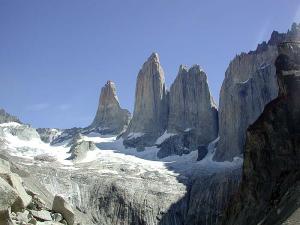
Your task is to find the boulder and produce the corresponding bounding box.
[0,173,32,212]
[16,210,30,223]
[30,210,52,221]
[89,80,131,135]
[52,195,74,225]
[0,177,19,225]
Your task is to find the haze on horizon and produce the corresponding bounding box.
[0,0,299,128]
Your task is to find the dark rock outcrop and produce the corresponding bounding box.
[36,128,61,143]
[157,129,207,159]
[221,41,300,225]
[197,145,208,161]
[214,23,300,162]
[90,81,131,135]
[123,53,168,148]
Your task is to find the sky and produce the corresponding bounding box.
[0,0,299,129]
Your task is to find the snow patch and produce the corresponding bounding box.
[127,132,145,140]
[184,128,192,132]
[155,131,176,145]
[0,122,22,127]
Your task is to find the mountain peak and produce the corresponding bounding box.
[90,81,130,134]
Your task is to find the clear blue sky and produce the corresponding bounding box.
[0,0,299,128]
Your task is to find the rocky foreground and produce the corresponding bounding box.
[0,156,76,225]
[0,119,242,225]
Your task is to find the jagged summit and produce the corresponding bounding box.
[167,64,217,135]
[156,64,218,158]
[0,108,21,124]
[90,80,130,134]
[214,22,300,162]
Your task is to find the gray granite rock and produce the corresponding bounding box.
[0,173,32,212]
[52,195,74,225]
[30,210,52,221]
[123,53,168,147]
[157,65,218,158]
[0,177,19,224]
[90,81,131,135]
[214,23,300,162]
[167,65,218,142]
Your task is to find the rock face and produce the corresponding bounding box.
[214,23,300,162]
[157,65,218,158]
[123,53,168,148]
[90,81,131,135]
[221,41,300,225]
[167,65,218,138]
[0,109,21,124]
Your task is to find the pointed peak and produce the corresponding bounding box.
[105,80,116,88]
[148,52,160,62]
[106,80,114,85]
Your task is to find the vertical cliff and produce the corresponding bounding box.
[167,65,218,143]
[123,53,168,149]
[221,41,300,225]
[157,65,218,158]
[214,23,300,161]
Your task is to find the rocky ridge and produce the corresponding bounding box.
[221,41,300,225]
[214,23,300,162]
